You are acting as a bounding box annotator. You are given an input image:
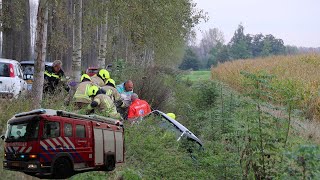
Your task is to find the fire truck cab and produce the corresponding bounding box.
[2,109,124,179]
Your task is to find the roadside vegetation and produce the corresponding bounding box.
[1,63,320,179]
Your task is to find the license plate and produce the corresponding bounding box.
[11,162,20,167]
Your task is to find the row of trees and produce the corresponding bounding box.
[180,24,319,70]
[1,0,205,70]
[0,0,205,107]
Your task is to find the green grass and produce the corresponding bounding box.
[1,68,319,179]
[181,70,211,82]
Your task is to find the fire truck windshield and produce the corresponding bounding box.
[6,119,40,142]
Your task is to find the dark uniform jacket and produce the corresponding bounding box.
[44,66,65,93]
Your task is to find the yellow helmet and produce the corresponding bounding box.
[88,85,99,97]
[98,69,110,80]
[80,74,91,82]
[106,78,116,87]
[166,113,176,120]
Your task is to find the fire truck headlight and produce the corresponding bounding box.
[27,164,37,169]
[20,155,25,158]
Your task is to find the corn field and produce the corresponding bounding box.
[211,54,320,120]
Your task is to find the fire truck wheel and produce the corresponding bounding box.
[53,157,73,179]
[105,155,115,171]
[24,172,36,177]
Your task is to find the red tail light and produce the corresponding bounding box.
[9,63,15,77]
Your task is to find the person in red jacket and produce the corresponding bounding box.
[127,93,151,122]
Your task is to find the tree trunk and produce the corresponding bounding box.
[32,0,48,109]
[97,0,109,68]
[72,0,82,81]
[30,0,39,59]
[97,12,108,68]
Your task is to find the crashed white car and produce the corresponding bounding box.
[149,110,203,147]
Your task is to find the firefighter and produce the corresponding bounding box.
[88,85,122,119]
[44,60,68,93]
[127,93,151,122]
[72,74,94,110]
[101,79,126,107]
[166,113,176,120]
[91,69,110,87]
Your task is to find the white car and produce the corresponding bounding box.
[0,58,27,98]
[150,110,203,147]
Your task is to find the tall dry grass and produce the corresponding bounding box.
[211,54,320,120]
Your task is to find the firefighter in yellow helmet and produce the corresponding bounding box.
[166,113,176,120]
[101,78,125,108]
[87,85,121,119]
[72,74,94,109]
[91,69,110,87]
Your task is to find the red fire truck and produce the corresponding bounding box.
[2,109,124,179]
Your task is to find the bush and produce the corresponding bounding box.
[194,80,219,109]
[113,64,177,110]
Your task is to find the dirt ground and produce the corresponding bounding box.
[260,105,320,144]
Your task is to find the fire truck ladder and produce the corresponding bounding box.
[14,109,122,126]
[56,110,122,126]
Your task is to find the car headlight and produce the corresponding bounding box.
[27,164,37,169]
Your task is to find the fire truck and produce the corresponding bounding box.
[2,109,124,179]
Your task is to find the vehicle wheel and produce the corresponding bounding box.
[105,155,115,171]
[24,172,36,177]
[53,158,73,179]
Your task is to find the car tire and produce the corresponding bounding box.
[24,172,36,177]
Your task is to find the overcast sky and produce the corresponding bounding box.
[194,0,320,47]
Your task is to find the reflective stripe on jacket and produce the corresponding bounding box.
[44,71,60,79]
[73,81,93,104]
[44,66,65,93]
[93,94,121,119]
